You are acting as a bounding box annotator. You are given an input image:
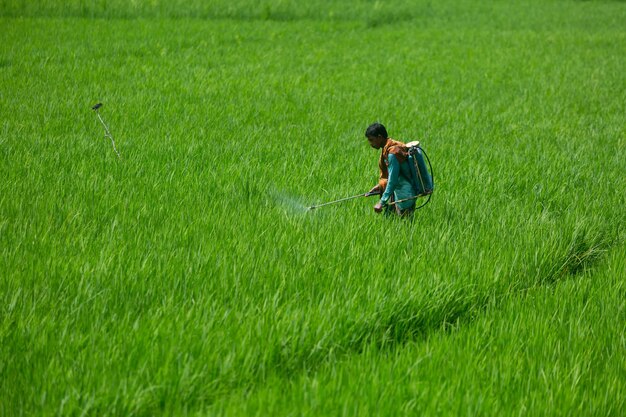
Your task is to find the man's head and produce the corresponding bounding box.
[365,122,388,149]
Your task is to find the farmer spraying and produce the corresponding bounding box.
[307,123,433,212]
[366,123,433,216]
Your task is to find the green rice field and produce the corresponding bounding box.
[1,1,625,415]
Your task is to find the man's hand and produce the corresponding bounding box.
[374,201,384,213]
[366,186,382,197]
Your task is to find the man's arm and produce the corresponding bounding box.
[369,156,388,195]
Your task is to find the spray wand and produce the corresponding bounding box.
[307,191,380,210]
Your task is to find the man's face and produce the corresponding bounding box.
[367,135,386,149]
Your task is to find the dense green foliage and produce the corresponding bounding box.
[1,0,625,416]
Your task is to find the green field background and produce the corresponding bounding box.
[1,1,625,416]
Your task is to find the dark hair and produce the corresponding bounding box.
[365,122,388,138]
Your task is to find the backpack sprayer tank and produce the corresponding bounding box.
[405,141,433,196]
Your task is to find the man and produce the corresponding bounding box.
[365,122,418,216]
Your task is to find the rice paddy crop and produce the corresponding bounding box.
[1,1,624,416]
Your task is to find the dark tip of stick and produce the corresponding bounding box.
[92,103,102,110]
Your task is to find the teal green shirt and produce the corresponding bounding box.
[380,154,416,210]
